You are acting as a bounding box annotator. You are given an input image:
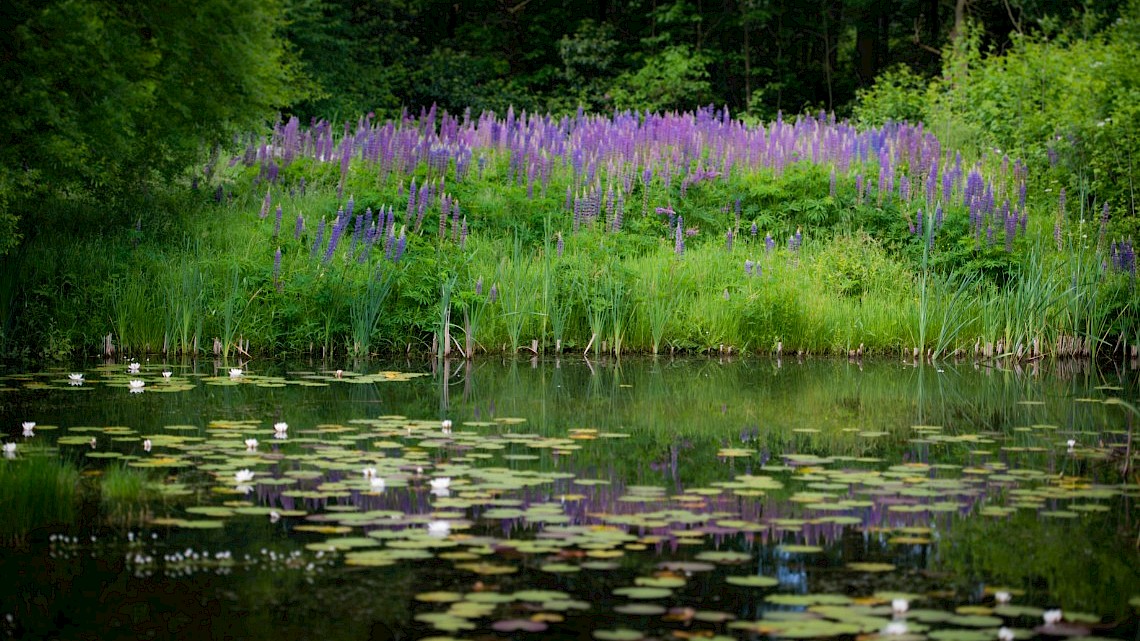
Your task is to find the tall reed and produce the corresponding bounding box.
[350,265,396,357]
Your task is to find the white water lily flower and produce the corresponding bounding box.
[441,419,453,434]
[89,437,97,448]
[361,467,377,479]
[229,368,243,378]
[882,621,908,636]
[162,371,172,379]
[143,439,152,452]
[234,469,255,484]
[128,362,141,373]
[273,422,288,434]
[427,520,451,538]
[370,477,386,491]
[68,373,84,383]
[22,422,35,437]
[891,598,909,615]
[429,477,451,490]
[269,511,281,523]
[998,627,1015,641]
[129,380,145,393]
[3,442,15,457]
[995,591,1012,604]
[244,438,258,451]
[1066,439,1076,450]
[1043,609,1063,625]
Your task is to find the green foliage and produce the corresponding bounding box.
[1,0,306,255]
[609,45,713,113]
[850,65,931,126]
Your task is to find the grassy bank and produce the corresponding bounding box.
[3,108,1137,361]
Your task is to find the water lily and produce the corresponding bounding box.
[244,438,258,451]
[229,368,243,378]
[429,477,451,490]
[891,598,909,615]
[128,362,141,373]
[89,437,97,448]
[273,422,288,434]
[362,467,377,479]
[370,477,386,491]
[995,590,1012,604]
[882,621,908,636]
[269,510,281,523]
[129,380,145,393]
[334,369,343,379]
[22,422,35,437]
[143,438,152,452]
[998,627,1015,641]
[1066,439,1076,451]
[427,520,451,538]
[234,469,255,484]
[3,442,15,458]
[1043,609,1062,625]
[68,373,84,385]
[162,371,172,379]
[441,419,452,435]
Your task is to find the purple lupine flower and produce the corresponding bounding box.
[460,217,468,248]
[1004,200,1017,252]
[274,204,283,238]
[674,218,685,257]
[855,174,863,205]
[298,177,306,197]
[744,260,754,275]
[475,277,484,296]
[384,229,395,260]
[324,211,349,262]
[488,283,498,304]
[393,232,407,262]
[934,205,943,230]
[295,213,304,240]
[273,247,282,285]
[311,218,326,258]
[556,232,564,258]
[259,190,272,219]
[726,229,734,252]
[765,233,775,253]
[750,222,758,239]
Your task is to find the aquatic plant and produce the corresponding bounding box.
[0,452,79,544]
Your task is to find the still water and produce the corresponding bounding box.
[0,357,1137,641]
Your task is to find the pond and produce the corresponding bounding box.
[0,357,1138,641]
